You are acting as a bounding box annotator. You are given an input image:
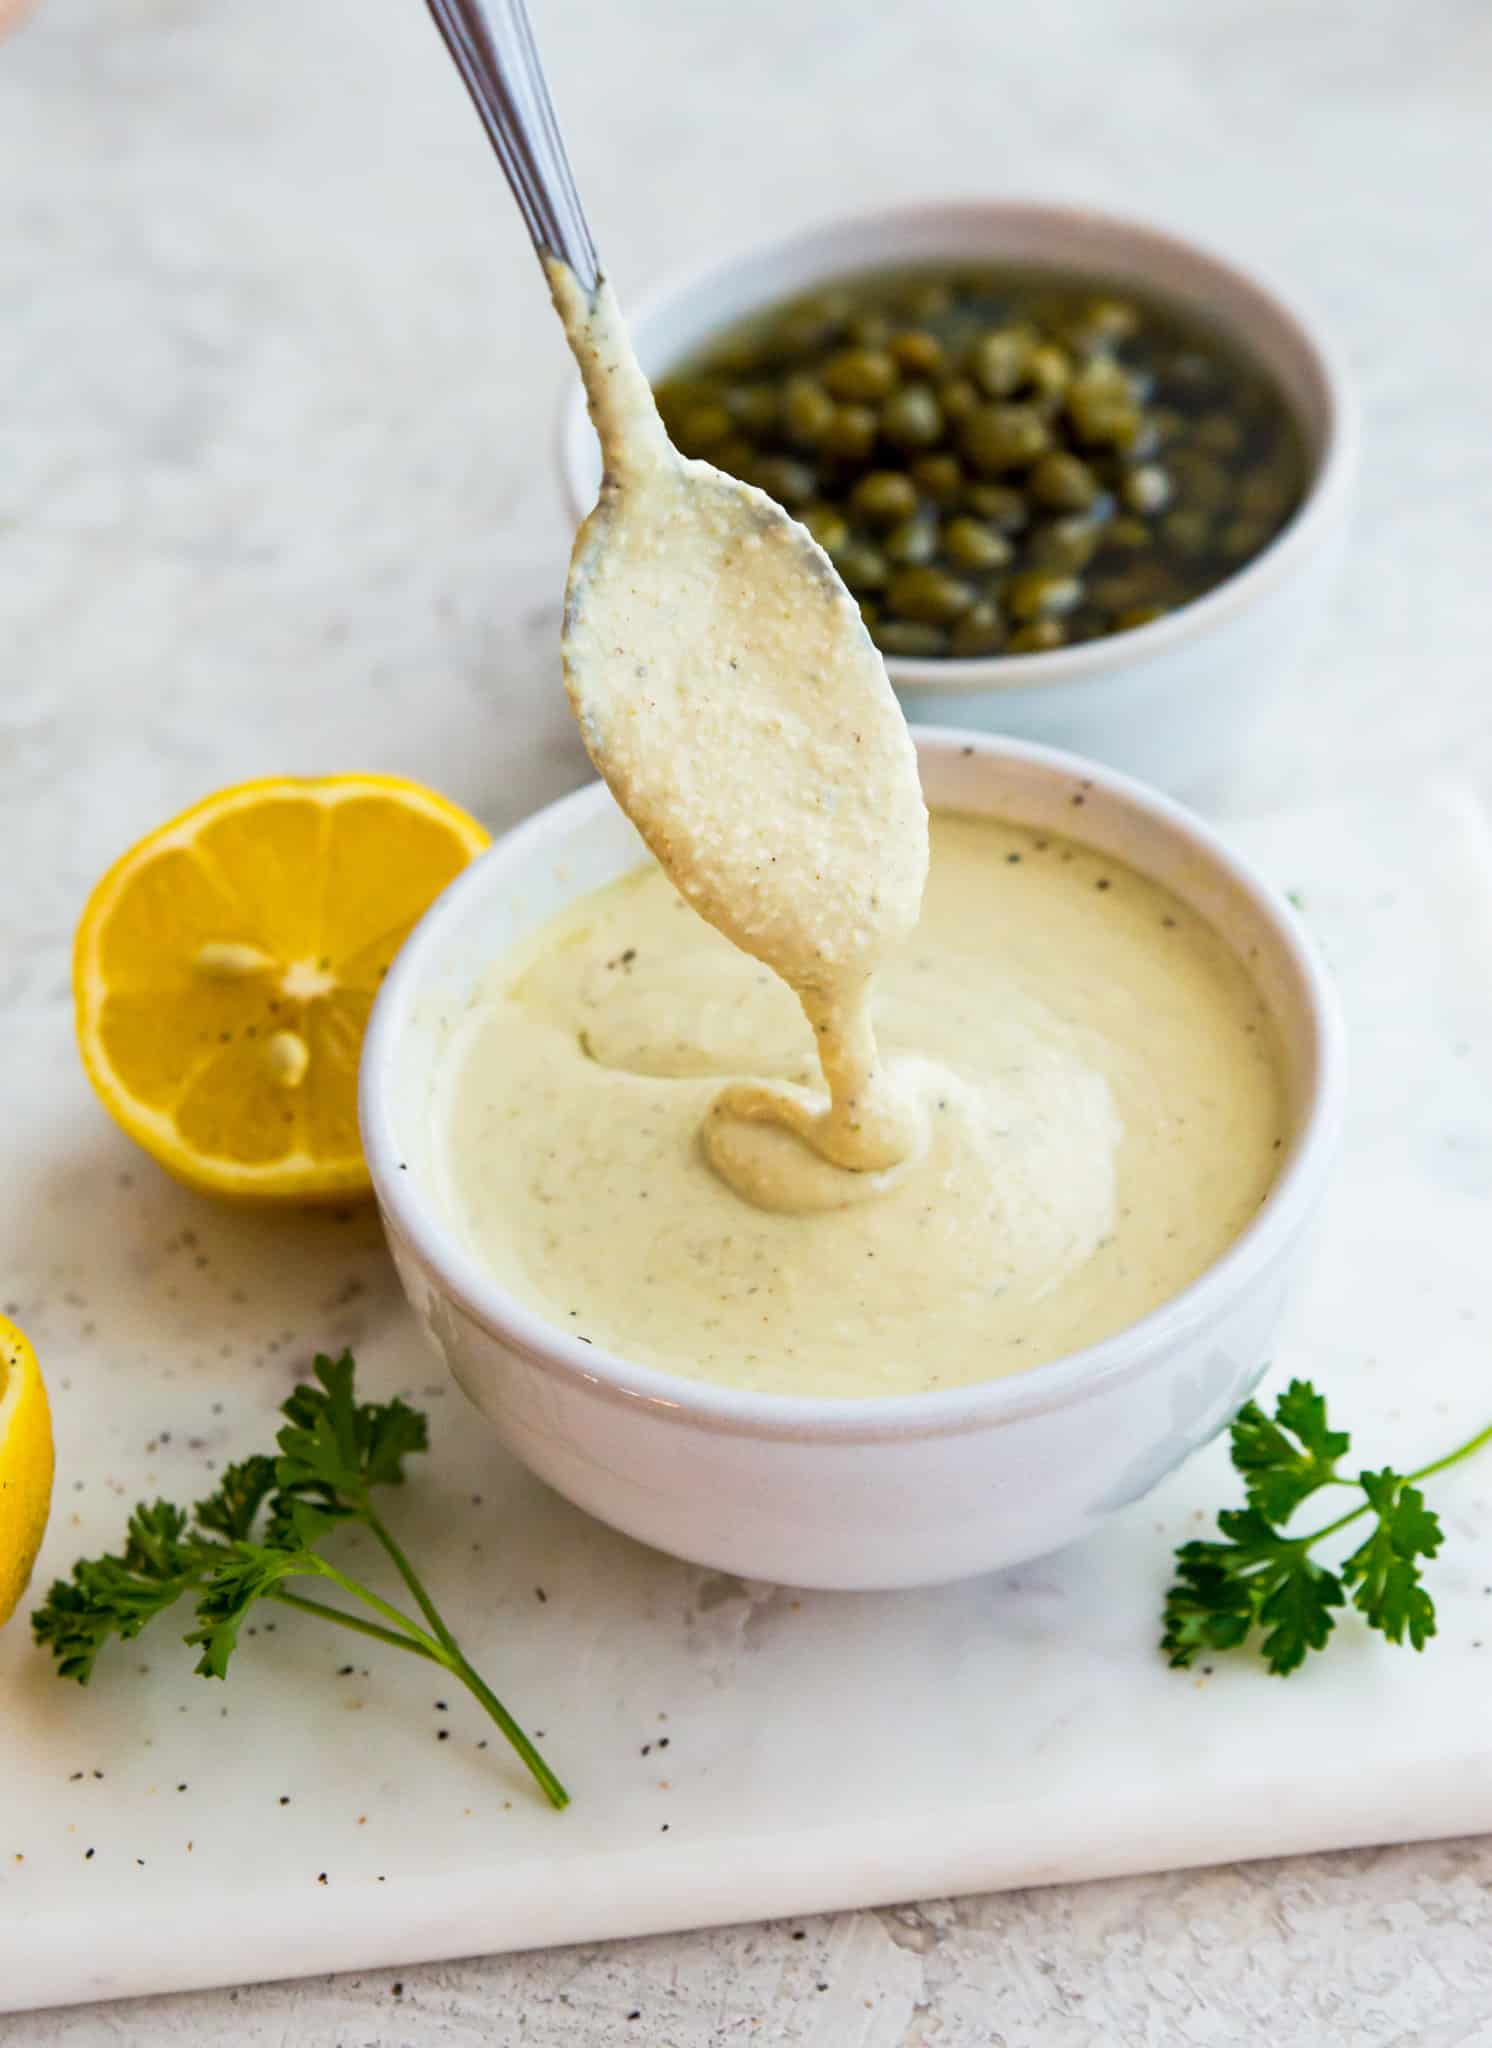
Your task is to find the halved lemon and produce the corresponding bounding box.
[74,775,489,1201]
[0,1317,54,1629]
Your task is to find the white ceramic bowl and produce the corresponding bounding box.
[557,200,1356,796]
[361,730,1345,1590]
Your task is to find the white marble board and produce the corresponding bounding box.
[3,778,1491,2015]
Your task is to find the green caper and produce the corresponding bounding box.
[911,453,965,503]
[1027,516,1104,573]
[1067,391,1141,450]
[848,311,891,349]
[800,504,850,556]
[881,385,944,449]
[960,403,1051,473]
[745,455,818,507]
[709,437,755,477]
[673,402,733,454]
[1007,570,1083,620]
[890,329,945,377]
[835,541,889,592]
[1115,602,1169,630]
[949,602,1006,656]
[938,378,979,424]
[1077,297,1140,348]
[885,515,939,566]
[969,327,1032,398]
[1026,342,1072,399]
[1105,516,1152,549]
[873,620,949,657]
[1008,619,1067,653]
[1196,413,1244,456]
[1219,516,1270,559]
[823,347,898,402]
[1161,508,1210,556]
[1121,465,1172,514]
[782,374,838,447]
[885,566,975,623]
[1169,450,1231,511]
[726,385,780,435]
[943,517,1013,571]
[850,471,919,528]
[1029,451,1099,511]
[963,482,1029,531]
[825,405,879,461]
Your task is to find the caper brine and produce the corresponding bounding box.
[654,262,1307,659]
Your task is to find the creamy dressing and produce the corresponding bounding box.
[549,262,928,1202]
[438,814,1285,1398]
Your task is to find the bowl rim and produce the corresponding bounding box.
[360,728,1347,1445]
[555,195,1358,698]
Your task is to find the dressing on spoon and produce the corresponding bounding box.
[549,261,929,1210]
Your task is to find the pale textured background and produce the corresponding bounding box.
[4,0,1492,2038]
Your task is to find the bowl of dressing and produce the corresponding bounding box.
[360,727,1344,1591]
[557,200,1356,796]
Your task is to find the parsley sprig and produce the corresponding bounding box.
[1163,1379,1492,1675]
[32,1352,567,1808]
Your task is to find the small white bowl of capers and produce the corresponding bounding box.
[557,198,1355,797]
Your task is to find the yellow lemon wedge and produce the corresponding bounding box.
[0,1316,54,1629]
[74,775,489,1201]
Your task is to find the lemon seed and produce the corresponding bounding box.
[193,941,274,980]
[265,1031,310,1089]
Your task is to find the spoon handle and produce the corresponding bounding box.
[424,0,601,293]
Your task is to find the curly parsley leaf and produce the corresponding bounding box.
[1163,1382,1490,1678]
[32,1353,566,1808]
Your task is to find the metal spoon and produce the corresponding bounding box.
[423,0,927,1176]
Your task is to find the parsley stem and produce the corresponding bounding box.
[304,1546,570,1810]
[364,1506,461,1658]
[269,1587,442,1663]
[1298,1416,1492,1551]
[1408,1418,1492,1487]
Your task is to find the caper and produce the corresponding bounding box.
[890,329,945,377]
[885,566,975,623]
[881,385,944,449]
[673,402,733,454]
[1121,465,1172,514]
[1196,413,1244,456]
[970,328,1032,398]
[1239,471,1290,518]
[943,517,1013,571]
[1029,451,1099,511]
[745,455,818,507]
[1008,619,1067,653]
[1068,391,1141,450]
[1105,516,1152,550]
[938,378,978,424]
[727,385,780,436]
[850,470,919,528]
[1219,516,1269,559]
[949,602,1006,656]
[1081,297,1140,346]
[835,541,889,592]
[848,311,891,349]
[885,515,939,566]
[782,374,838,447]
[1115,602,1169,630]
[1025,342,1072,399]
[911,454,965,503]
[960,403,1051,474]
[822,347,898,401]
[873,620,949,657]
[963,482,1029,531]
[1027,516,1104,573]
[1006,570,1084,620]
[800,504,850,556]
[1169,450,1231,511]
[825,405,878,461]
[1161,508,1210,556]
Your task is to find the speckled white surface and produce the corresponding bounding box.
[4,0,1492,2037]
